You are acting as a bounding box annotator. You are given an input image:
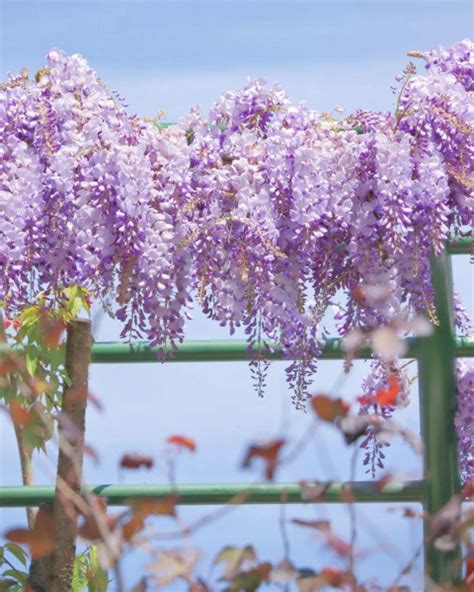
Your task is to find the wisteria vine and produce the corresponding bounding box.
[1,41,472,475]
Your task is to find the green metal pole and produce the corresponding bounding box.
[0,480,423,507]
[417,251,461,582]
[446,236,473,255]
[90,336,474,364]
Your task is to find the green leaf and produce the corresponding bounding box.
[0,578,23,591]
[5,543,28,567]
[25,348,39,376]
[1,570,27,584]
[72,550,89,592]
[87,545,109,592]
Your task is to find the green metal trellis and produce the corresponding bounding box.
[1,238,473,583]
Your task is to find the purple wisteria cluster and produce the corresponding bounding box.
[0,50,194,348]
[0,42,472,414]
[456,360,474,484]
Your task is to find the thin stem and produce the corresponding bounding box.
[12,407,36,530]
[390,542,423,588]
[113,560,125,592]
[348,447,359,590]
[279,489,291,561]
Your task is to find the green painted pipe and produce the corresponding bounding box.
[418,252,461,582]
[0,481,423,507]
[446,236,472,255]
[91,336,474,364]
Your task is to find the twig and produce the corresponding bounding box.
[113,560,125,592]
[279,489,291,561]
[12,399,36,530]
[280,421,317,466]
[390,542,423,588]
[0,314,36,530]
[152,487,255,541]
[348,447,359,590]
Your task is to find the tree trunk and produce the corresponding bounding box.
[47,319,92,592]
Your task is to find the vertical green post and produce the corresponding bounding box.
[417,251,461,582]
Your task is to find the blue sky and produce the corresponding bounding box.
[0,1,473,589]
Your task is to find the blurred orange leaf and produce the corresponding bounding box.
[9,400,34,428]
[0,355,19,375]
[77,496,118,542]
[462,477,474,500]
[127,496,177,518]
[319,567,353,587]
[120,453,154,470]
[311,395,350,423]
[39,311,66,348]
[292,518,331,530]
[166,435,196,452]
[5,528,53,560]
[5,506,54,559]
[122,496,177,541]
[292,518,351,557]
[374,375,400,407]
[465,557,474,587]
[242,439,286,480]
[299,480,333,502]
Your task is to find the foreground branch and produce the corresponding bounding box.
[47,319,92,592]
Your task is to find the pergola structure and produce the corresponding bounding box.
[1,237,472,583]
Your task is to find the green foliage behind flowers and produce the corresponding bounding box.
[0,286,92,452]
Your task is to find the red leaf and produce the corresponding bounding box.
[311,395,350,423]
[120,453,154,470]
[465,557,474,586]
[299,480,333,502]
[357,394,374,406]
[87,390,104,412]
[0,356,19,375]
[319,567,353,587]
[166,435,196,452]
[39,311,66,348]
[327,532,352,556]
[9,400,34,428]
[5,528,54,560]
[292,518,351,557]
[292,518,330,530]
[5,506,54,559]
[84,444,100,464]
[461,477,474,500]
[78,496,118,541]
[374,375,400,407]
[122,497,177,541]
[242,439,286,480]
[127,496,177,518]
[4,318,21,330]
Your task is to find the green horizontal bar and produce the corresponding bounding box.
[0,481,423,507]
[446,236,472,255]
[91,336,473,364]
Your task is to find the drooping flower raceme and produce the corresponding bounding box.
[184,41,472,406]
[0,41,472,417]
[0,50,194,350]
[456,361,474,483]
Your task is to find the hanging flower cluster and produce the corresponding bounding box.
[183,39,473,405]
[0,50,194,350]
[456,360,474,484]
[0,41,472,412]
